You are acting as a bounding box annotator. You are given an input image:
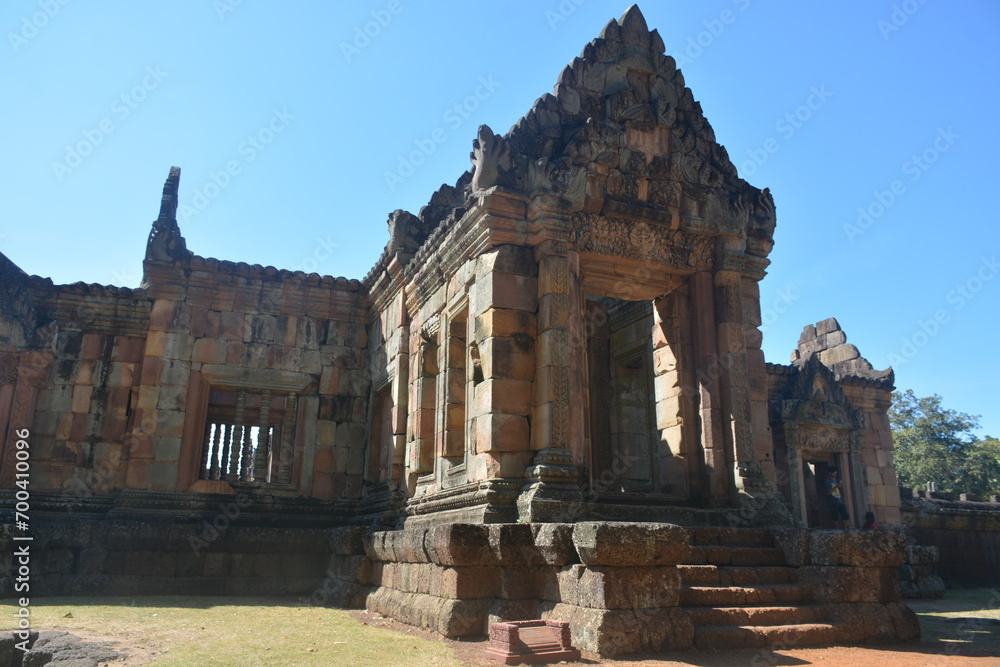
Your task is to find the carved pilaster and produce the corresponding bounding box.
[715,268,768,495]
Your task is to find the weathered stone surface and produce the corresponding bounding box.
[539,602,694,655]
[554,564,680,609]
[826,602,921,643]
[799,565,900,603]
[531,523,577,566]
[327,526,366,555]
[426,524,497,566]
[573,522,689,566]
[366,587,490,637]
[809,530,906,567]
[22,631,119,667]
[771,529,810,566]
[489,523,545,565]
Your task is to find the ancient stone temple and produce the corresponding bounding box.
[1,6,918,655]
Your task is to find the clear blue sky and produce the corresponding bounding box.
[3,1,998,436]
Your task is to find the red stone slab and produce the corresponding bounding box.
[484,620,581,664]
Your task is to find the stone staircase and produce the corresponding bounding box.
[679,527,839,649]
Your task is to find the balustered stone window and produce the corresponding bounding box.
[199,388,298,484]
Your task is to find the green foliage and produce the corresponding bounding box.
[889,390,1000,496]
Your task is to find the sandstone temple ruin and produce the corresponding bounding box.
[2,6,932,655]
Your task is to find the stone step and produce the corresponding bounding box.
[678,565,798,586]
[680,584,810,607]
[688,527,774,548]
[684,546,787,567]
[694,623,840,650]
[687,605,825,627]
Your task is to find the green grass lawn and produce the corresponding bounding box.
[0,597,466,666]
[908,587,1000,655]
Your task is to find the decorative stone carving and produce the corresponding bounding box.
[386,209,431,256]
[471,125,512,192]
[570,214,713,271]
[798,427,852,452]
[144,166,190,266]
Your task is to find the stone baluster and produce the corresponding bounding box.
[254,389,272,483]
[278,392,297,484]
[202,424,216,480]
[220,424,233,479]
[234,389,251,480]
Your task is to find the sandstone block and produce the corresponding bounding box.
[538,602,694,655]
[327,526,367,556]
[799,565,900,603]
[555,564,680,609]
[771,529,810,566]
[488,523,545,566]
[426,524,497,566]
[809,530,906,567]
[573,522,689,566]
[818,343,860,367]
[531,523,577,565]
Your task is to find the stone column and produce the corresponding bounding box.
[714,265,769,496]
[689,272,729,505]
[847,433,866,528]
[519,239,583,521]
[651,289,696,499]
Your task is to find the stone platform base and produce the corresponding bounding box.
[323,522,921,656]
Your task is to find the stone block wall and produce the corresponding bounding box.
[139,256,369,498]
[840,381,902,525]
[0,275,149,495]
[901,492,1000,585]
[0,518,329,597]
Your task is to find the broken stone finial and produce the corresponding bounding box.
[386,209,428,255]
[145,166,190,264]
[158,165,181,222]
[470,125,511,192]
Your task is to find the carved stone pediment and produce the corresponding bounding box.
[772,356,865,430]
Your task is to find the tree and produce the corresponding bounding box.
[889,390,1000,497]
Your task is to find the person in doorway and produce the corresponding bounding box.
[862,511,878,530]
[823,466,850,529]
